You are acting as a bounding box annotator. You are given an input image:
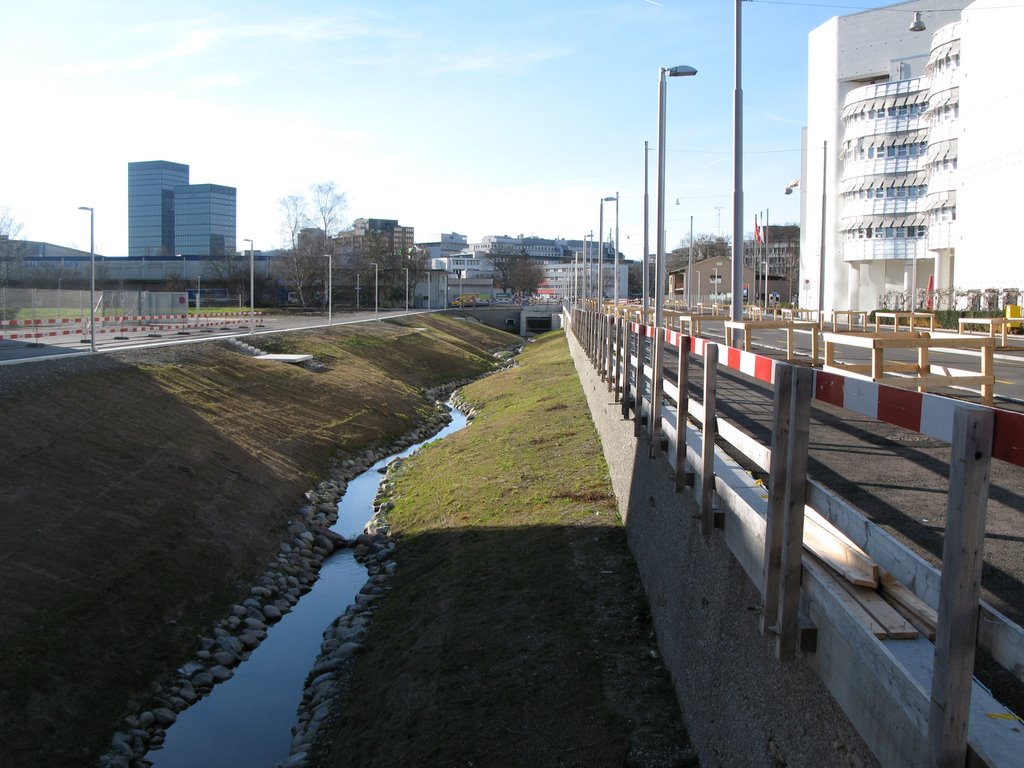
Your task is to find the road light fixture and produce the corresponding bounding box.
[601,195,620,305]
[77,206,96,352]
[243,238,254,335]
[657,63,698,329]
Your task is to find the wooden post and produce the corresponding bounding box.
[613,316,623,402]
[776,366,813,662]
[650,327,664,456]
[981,343,994,406]
[871,346,884,381]
[918,344,930,394]
[700,342,718,537]
[618,323,626,423]
[605,315,615,390]
[761,363,794,636]
[675,335,691,492]
[634,325,646,437]
[927,406,994,768]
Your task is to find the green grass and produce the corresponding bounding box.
[316,332,693,767]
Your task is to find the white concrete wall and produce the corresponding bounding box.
[957,0,1024,289]
[804,0,969,311]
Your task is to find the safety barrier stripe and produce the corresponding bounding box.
[624,317,1024,468]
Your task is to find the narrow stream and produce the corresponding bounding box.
[148,404,468,768]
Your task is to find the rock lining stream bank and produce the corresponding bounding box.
[99,376,484,768]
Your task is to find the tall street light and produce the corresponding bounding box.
[370,262,379,321]
[602,194,620,305]
[688,214,694,308]
[404,266,410,314]
[243,238,254,335]
[325,252,333,326]
[731,0,744,324]
[657,64,698,329]
[643,141,651,318]
[77,206,96,352]
[598,199,606,305]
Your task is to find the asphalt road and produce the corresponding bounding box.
[0,308,423,364]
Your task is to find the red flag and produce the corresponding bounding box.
[754,215,762,245]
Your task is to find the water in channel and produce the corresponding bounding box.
[149,404,468,768]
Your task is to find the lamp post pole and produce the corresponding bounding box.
[643,141,651,319]
[327,252,333,325]
[598,199,606,306]
[687,214,694,307]
[243,238,254,335]
[731,0,745,324]
[404,267,410,314]
[77,206,95,352]
[610,193,620,305]
[657,64,698,330]
[371,262,379,321]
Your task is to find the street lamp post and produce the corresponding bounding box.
[404,267,410,314]
[762,261,769,311]
[602,194,619,305]
[687,214,694,308]
[643,142,653,318]
[325,253,333,326]
[598,199,606,305]
[657,64,698,329]
[370,262,379,321]
[77,206,95,352]
[731,0,745,325]
[243,238,254,335]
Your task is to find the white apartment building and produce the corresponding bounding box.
[417,232,468,260]
[802,0,1021,311]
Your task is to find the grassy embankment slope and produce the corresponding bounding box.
[0,314,513,768]
[316,331,694,768]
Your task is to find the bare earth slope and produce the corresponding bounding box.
[0,316,511,767]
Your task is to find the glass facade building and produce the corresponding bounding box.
[128,161,189,257]
[127,161,236,258]
[173,184,237,257]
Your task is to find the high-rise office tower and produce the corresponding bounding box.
[128,161,237,257]
[128,161,189,257]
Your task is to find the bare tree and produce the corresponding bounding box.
[0,206,24,240]
[509,254,544,296]
[0,207,28,318]
[309,182,347,242]
[488,244,521,293]
[279,194,311,249]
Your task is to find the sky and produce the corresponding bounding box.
[0,0,906,262]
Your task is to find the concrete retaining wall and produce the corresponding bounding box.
[565,328,880,768]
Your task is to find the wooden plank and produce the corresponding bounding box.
[928,407,995,768]
[803,507,879,587]
[826,566,919,640]
[803,557,887,639]
[881,572,937,641]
